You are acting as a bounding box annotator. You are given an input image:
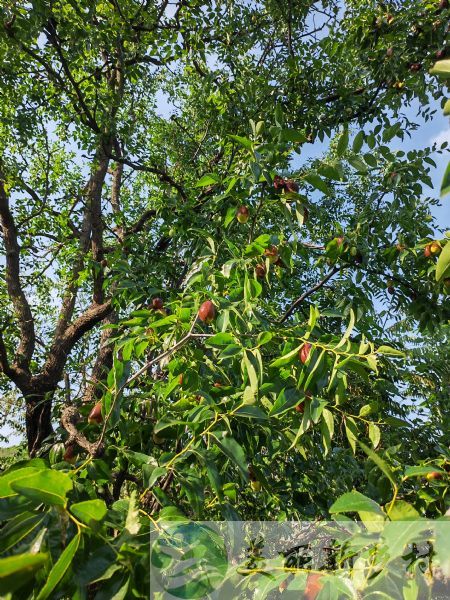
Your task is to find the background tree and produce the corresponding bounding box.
[0,0,449,598]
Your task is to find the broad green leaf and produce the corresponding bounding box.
[330,491,384,515]
[243,350,259,394]
[221,258,235,275]
[11,470,73,508]
[256,331,272,346]
[321,409,334,456]
[219,344,242,359]
[304,348,326,391]
[348,156,368,174]
[368,423,381,449]
[335,309,355,348]
[377,345,405,357]
[0,512,46,554]
[441,161,450,197]
[0,553,48,595]
[0,467,45,500]
[205,332,235,347]
[404,465,445,478]
[345,417,358,454]
[384,416,409,428]
[229,134,253,149]
[352,131,364,153]
[147,467,167,489]
[357,440,397,487]
[436,241,450,281]
[279,128,307,143]
[444,99,450,116]
[148,314,178,328]
[194,174,219,187]
[303,173,331,195]
[36,534,80,600]
[309,397,328,424]
[125,492,140,535]
[234,405,267,420]
[242,385,256,404]
[213,436,248,480]
[388,500,419,521]
[429,59,450,77]
[269,387,301,416]
[270,344,302,368]
[336,128,349,156]
[198,452,223,501]
[70,500,108,525]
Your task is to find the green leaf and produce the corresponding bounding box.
[228,134,253,149]
[270,344,302,368]
[70,499,108,526]
[304,348,326,390]
[0,467,45,499]
[436,241,450,281]
[36,534,80,600]
[213,436,248,480]
[221,258,235,276]
[0,553,48,596]
[335,308,355,348]
[336,128,349,156]
[404,465,445,478]
[198,452,223,501]
[257,331,272,346]
[388,500,420,521]
[194,174,219,187]
[219,344,242,359]
[330,491,384,515]
[205,332,235,347]
[279,128,307,143]
[441,162,450,197]
[384,416,409,427]
[443,99,450,116]
[243,350,259,394]
[269,387,301,416]
[357,440,397,487]
[320,408,334,456]
[368,423,381,449]
[352,131,364,153]
[345,417,358,454]
[0,512,46,554]
[348,156,368,174]
[377,345,405,357]
[429,59,450,78]
[11,469,73,508]
[234,405,268,420]
[303,173,331,195]
[124,492,140,536]
[147,467,167,489]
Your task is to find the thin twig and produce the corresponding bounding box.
[279,266,342,323]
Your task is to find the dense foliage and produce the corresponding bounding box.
[0,0,449,598]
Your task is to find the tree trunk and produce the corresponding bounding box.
[25,390,54,456]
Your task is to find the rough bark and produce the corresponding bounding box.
[0,176,35,370]
[24,389,53,456]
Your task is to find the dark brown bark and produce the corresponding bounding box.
[24,390,53,456]
[82,311,118,404]
[0,176,35,370]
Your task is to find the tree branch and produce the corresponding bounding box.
[0,175,35,370]
[37,300,112,388]
[279,266,342,323]
[107,152,187,200]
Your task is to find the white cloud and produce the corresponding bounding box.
[430,128,450,147]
